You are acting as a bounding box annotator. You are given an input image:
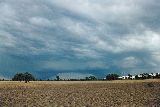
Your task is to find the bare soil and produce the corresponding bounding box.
[0,79,160,107]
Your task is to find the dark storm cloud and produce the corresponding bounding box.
[0,0,160,79]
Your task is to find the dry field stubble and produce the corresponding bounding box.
[0,80,160,107]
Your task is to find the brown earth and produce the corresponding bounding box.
[0,79,160,107]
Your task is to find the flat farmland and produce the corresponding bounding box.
[0,80,160,107]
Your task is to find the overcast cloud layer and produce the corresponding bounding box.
[0,0,160,79]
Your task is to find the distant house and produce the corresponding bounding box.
[123,76,127,79]
[118,76,129,80]
[118,76,123,80]
[108,72,160,80]
[131,76,135,79]
[138,74,143,78]
[149,73,157,77]
[118,75,135,80]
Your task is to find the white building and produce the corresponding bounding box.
[118,75,135,80]
[118,76,123,79]
[149,73,157,77]
[118,76,129,80]
[138,74,143,78]
[131,76,135,79]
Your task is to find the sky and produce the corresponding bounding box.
[0,0,160,79]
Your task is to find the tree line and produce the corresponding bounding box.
[53,73,160,81]
[4,72,160,83]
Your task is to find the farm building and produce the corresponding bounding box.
[118,75,135,80]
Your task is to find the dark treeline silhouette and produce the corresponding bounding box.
[7,72,160,82]
[54,75,97,81]
[54,73,160,81]
[106,74,119,80]
[0,79,6,81]
[12,72,35,83]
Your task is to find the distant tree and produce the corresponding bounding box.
[88,76,97,80]
[84,76,97,81]
[12,72,35,83]
[56,76,60,81]
[85,77,89,80]
[12,73,25,82]
[135,75,139,80]
[128,74,132,79]
[24,72,35,83]
[148,74,152,79]
[142,73,149,79]
[156,73,160,79]
[106,74,119,80]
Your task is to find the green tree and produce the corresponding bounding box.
[88,76,97,80]
[84,76,97,81]
[155,73,160,78]
[135,75,139,79]
[142,73,149,79]
[24,72,35,83]
[85,77,89,80]
[12,73,25,82]
[106,74,119,80]
[12,72,35,83]
[128,74,132,79]
[56,76,60,81]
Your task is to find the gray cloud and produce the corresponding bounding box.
[0,0,160,79]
